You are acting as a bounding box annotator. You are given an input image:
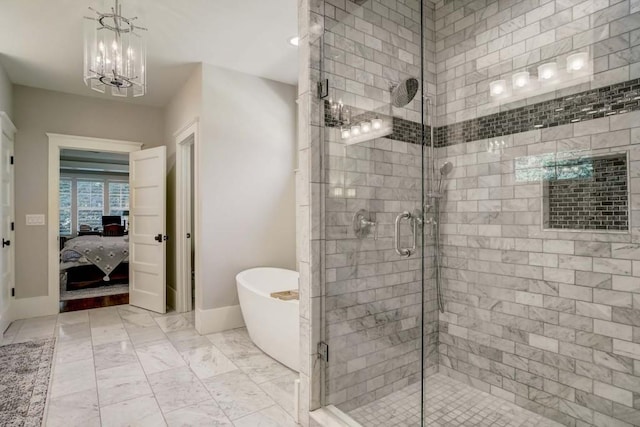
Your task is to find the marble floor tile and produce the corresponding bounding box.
[120,312,158,328]
[97,362,153,406]
[258,371,299,418]
[206,328,262,359]
[202,370,275,420]
[167,329,212,353]
[56,322,91,341]
[136,340,187,374]
[91,325,129,346]
[50,358,96,399]
[180,344,238,380]
[45,388,101,427]
[116,304,153,316]
[127,325,167,346]
[154,314,192,332]
[232,404,298,427]
[235,352,293,384]
[55,337,94,364]
[164,400,233,427]
[57,310,90,325]
[148,366,211,413]
[7,305,299,427]
[100,395,167,427]
[88,308,123,329]
[93,340,139,371]
[183,311,196,323]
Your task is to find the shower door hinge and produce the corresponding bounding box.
[318,341,329,362]
[10,156,13,165]
[317,79,329,99]
[11,288,14,297]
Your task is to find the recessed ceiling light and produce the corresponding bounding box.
[288,36,299,47]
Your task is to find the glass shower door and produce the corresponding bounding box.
[318,1,435,425]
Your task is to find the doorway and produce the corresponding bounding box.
[58,149,130,312]
[174,120,199,313]
[48,134,168,315]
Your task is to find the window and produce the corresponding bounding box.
[59,176,130,235]
[108,182,129,217]
[77,180,104,230]
[59,179,73,235]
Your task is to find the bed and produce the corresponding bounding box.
[60,235,130,290]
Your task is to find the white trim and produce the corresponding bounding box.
[194,305,245,335]
[45,133,142,316]
[0,112,15,333]
[174,119,200,315]
[167,285,177,310]
[0,112,16,135]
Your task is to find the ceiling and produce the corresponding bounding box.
[0,0,298,107]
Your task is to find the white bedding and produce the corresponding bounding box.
[60,235,129,280]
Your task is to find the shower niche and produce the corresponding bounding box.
[542,152,629,231]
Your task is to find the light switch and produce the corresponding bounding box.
[26,214,45,226]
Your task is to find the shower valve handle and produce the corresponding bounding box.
[353,209,377,240]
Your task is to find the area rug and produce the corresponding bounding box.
[0,338,56,427]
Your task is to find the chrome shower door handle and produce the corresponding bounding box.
[394,211,413,257]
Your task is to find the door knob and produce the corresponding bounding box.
[2,239,9,248]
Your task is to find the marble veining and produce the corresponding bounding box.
[2,305,298,427]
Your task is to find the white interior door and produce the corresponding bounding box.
[0,129,14,332]
[129,146,167,313]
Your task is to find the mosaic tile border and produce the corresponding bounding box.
[325,78,640,147]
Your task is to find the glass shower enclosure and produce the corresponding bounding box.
[318,0,438,424]
[313,0,640,426]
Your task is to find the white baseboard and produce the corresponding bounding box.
[195,304,245,335]
[10,296,58,322]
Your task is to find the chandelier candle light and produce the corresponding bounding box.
[84,0,147,97]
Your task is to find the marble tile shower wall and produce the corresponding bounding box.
[324,135,439,411]
[322,0,436,121]
[437,111,640,427]
[319,0,440,413]
[434,0,640,127]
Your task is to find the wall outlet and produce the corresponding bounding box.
[26,214,45,226]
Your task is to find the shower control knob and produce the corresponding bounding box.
[353,209,377,240]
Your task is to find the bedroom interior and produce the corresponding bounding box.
[58,149,131,312]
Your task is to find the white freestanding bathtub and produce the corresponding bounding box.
[236,267,299,372]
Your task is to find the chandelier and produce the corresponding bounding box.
[83,0,147,97]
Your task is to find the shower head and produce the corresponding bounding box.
[390,77,419,108]
[440,162,453,176]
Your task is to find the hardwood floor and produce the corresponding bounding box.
[59,293,129,313]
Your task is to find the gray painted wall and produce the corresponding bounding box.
[200,64,297,310]
[13,85,164,298]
